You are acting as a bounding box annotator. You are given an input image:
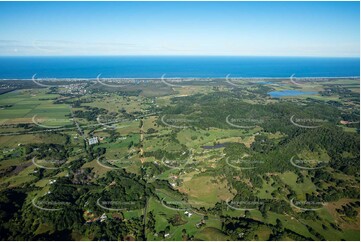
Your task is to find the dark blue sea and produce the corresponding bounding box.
[0,56,359,79]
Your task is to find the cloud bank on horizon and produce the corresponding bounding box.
[0,1,359,57]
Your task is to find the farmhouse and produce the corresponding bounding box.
[88,137,99,145]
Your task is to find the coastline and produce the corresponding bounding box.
[0,76,359,81]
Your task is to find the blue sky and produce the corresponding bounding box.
[0,1,359,57]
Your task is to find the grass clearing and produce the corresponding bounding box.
[178,175,234,208]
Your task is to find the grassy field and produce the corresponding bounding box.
[84,94,150,113]
[194,227,229,241]
[0,133,68,147]
[0,89,71,127]
[176,127,256,150]
[278,172,317,199]
[177,173,235,208]
[256,176,279,199]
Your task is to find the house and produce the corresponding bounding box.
[340,120,350,125]
[196,220,206,228]
[88,137,99,145]
[238,233,245,238]
[184,211,193,217]
[100,213,107,222]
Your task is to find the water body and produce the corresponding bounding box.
[0,56,359,79]
[255,81,275,85]
[268,90,318,98]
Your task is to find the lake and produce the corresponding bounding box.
[268,90,318,98]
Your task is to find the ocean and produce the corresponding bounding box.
[0,56,359,79]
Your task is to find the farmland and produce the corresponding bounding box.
[0,77,359,241]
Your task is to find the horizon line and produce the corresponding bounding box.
[0,55,359,59]
[1,76,359,81]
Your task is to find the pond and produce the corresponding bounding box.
[268,90,317,98]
